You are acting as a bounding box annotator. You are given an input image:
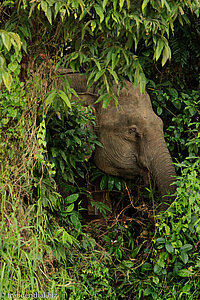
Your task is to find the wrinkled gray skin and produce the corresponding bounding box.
[63,72,176,210]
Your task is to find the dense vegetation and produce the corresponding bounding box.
[0,1,200,299]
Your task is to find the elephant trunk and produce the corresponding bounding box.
[142,135,176,209]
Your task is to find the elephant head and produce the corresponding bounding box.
[94,82,176,209]
[61,72,176,210]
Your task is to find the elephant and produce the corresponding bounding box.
[58,70,176,211]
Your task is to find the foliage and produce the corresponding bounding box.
[46,98,98,184]
[0,0,200,100]
[149,87,200,160]
[0,0,200,299]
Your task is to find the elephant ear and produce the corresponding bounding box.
[76,92,99,115]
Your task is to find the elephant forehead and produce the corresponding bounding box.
[98,106,154,129]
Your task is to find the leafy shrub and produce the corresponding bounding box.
[46,100,98,184]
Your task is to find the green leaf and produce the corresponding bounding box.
[121,260,134,268]
[164,0,171,11]
[70,214,81,231]
[155,39,165,61]
[55,2,62,18]
[94,69,105,82]
[9,32,21,51]
[119,0,125,11]
[102,95,111,108]
[180,244,193,252]
[157,106,163,115]
[113,0,118,11]
[189,107,196,116]
[0,55,6,69]
[168,87,178,98]
[108,176,115,191]
[94,4,104,23]
[180,252,188,264]
[142,0,150,12]
[156,237,166,243]
[100,175,107,190]
[154,264,163,275]
[58,90,71,108]
[0,31,11,51]
[107,68,119,84]
[177,269,193,277]
[141,262,152,272]
[144,288,152,296]
[182,284,191,293]
[94,140,104,147]
[45,90,57,107]
[8,61,19,72]
[41,0,47,14]
[139,72,146,94]
[162,45,171,66]
[90,20,96,32]
[102,0,109,9]
[165,242,174,254]
[62,231,73,244]
[2,71,12,91]
[66,203,74,212]
[46,6,52,24]
[126,0,130,9]
[114,177,122,191]
[65,194,79,204]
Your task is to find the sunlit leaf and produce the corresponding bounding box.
[0,55,6,69]
[177,269,193,277]
[58,90,71,108]
[102,95,111,108]
[45,90,57,107]
[142,0,150,12]
[162,45,171,66]
[66,203,74,213]
[155,39,165,61]
[102,0,109,9]
[65,194,79,204]
[107,68,119,84]
[139,72,146,94]
[46,6,52,24]
[94,69,105,82]
[94,4,104,23]
[119,0,125,11]
[62,231,73,244]
[9,32,21,51]
[2,71,12,91]
[0,31,11,51]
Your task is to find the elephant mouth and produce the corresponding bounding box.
[95,154,148,182]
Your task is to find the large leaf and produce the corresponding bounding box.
[65,194,79,204]
[155,39,165,61]
[62,231,73,245]
[162,45,171,66]
[0,31,11,51]
[142,0,150,12]
[165,242,174,254]
[2,71,12,91]
[94,4,104,23]
[45,90,57,107]
[177,269,193,277]
[58,90,71,108]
